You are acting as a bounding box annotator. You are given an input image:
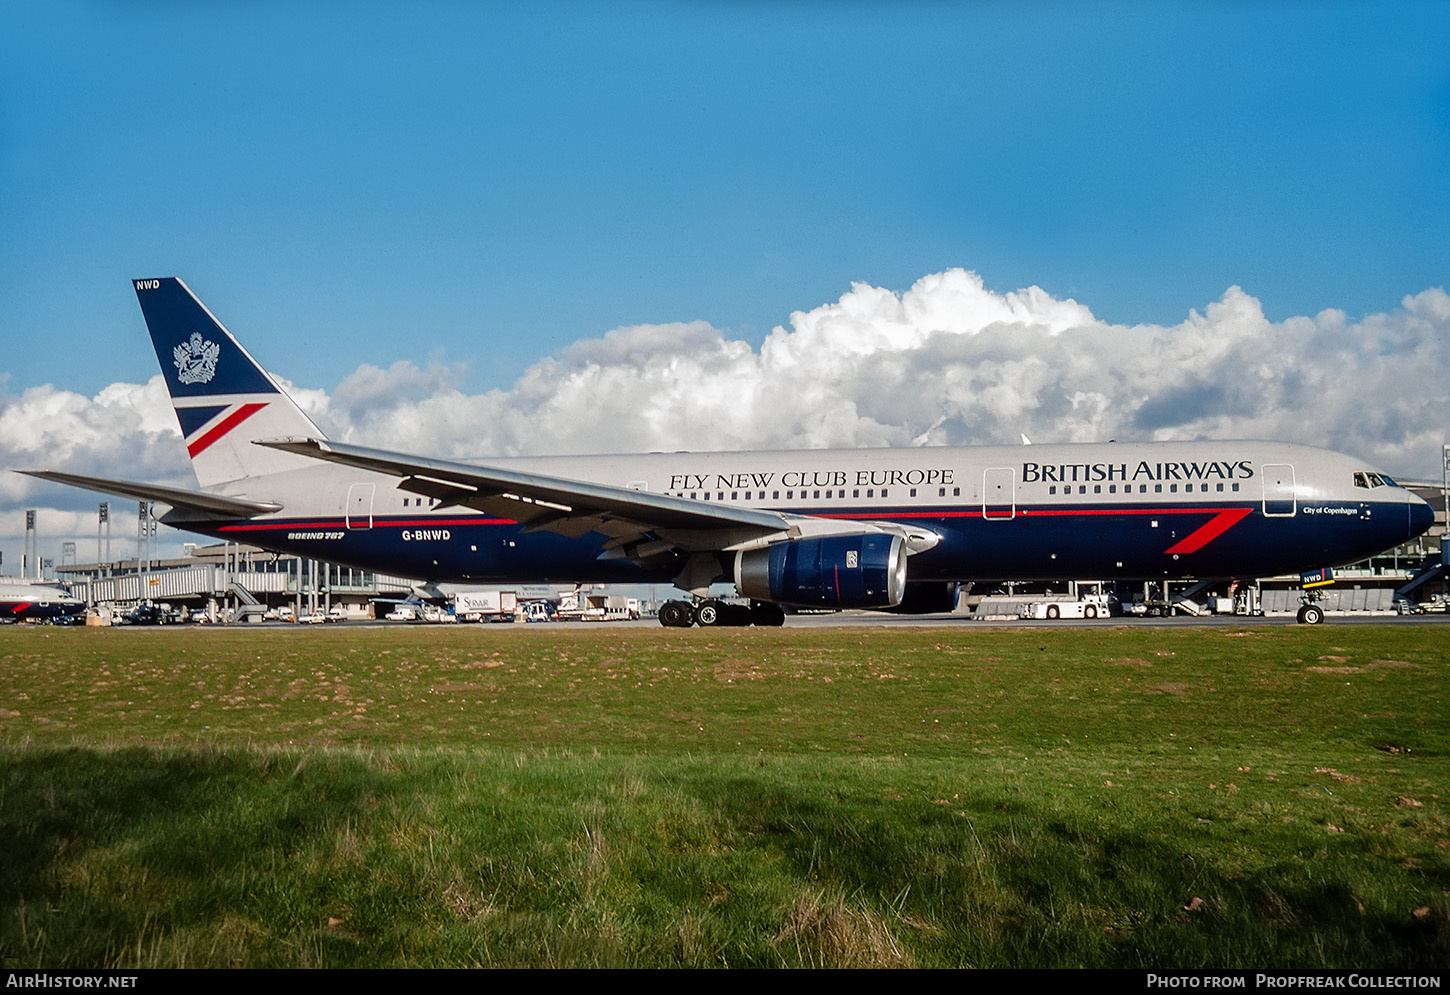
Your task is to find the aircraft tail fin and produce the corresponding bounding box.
[133,278,327,488]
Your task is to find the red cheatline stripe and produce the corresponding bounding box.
[1163,507,1255,554]
[187,402,268,457]
[210,504,1255,555]
[10,603,31,615]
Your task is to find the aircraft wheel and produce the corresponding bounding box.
[658,601,692,628]
[1046,605,1060,620]
[695,600,723,627]
[1298,604,1325,625]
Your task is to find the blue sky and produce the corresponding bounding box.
[3,1,1447,399]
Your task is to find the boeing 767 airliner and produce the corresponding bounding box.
[21,278,1435,626]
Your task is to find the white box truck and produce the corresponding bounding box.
[453,591,518,622]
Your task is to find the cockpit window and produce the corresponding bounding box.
[1353,471,1396,489]
[1354,472,1371,488]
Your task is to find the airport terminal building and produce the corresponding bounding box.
[52,543,419,622]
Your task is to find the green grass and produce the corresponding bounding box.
[1,623,1446,967]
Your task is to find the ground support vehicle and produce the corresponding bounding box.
[1018,595,1110,620]
[453,591,517,623]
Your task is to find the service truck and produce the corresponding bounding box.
[453,590,517,623]
[557,593,640,622]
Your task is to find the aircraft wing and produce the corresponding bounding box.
[17,469,282,519]
[257,437,795,555]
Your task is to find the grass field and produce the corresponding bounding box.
[1,622,1446,968]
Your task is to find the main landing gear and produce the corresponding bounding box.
[658,599,787,628]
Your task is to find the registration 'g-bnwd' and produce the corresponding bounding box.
[22,279,1435,626]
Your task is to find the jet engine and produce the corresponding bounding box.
[733,533,907,609]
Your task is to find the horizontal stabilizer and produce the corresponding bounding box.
[18,469,282,518]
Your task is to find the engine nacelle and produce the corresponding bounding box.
[734,533,907,609]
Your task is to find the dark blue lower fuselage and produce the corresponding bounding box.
[190,494,1430,587]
